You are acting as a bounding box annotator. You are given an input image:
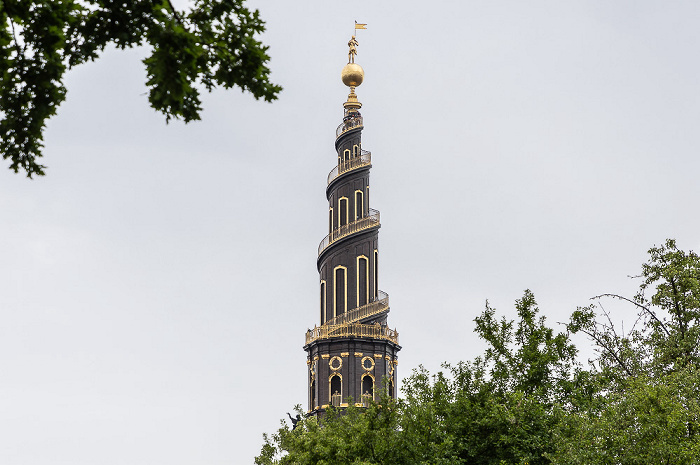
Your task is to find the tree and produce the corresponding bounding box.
[1,0,282,177]
[256,241,700,464]
[550,368,700,465]
[556,239,700,465]
[256,291,582,465]
[567,239,700,382]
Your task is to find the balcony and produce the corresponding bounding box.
[305,322,399,345]
[327,150,371,185]
[336,115,363,139]
[318,208,380,256]
[323,290,389,327]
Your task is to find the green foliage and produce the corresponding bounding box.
[0,0,282,177]
[256,292,581,465]
[551,368,700,465]
[257,240,700,464]
[255,400,407,465]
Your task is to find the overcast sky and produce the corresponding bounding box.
[2,1,700,463]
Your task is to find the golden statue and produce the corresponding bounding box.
[348,36,359,63]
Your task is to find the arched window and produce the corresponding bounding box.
[352,144,358,157]
[320,281,326,324]
[329,207,334,233]
[334,266,347,317]
[374,249,378,299]
[357,256,368,307]
[339,197,348,227]
[311,380,316,408]
[361,375,374,406]
[343,149,350,164]
[330,375,342,407]
[354,190,364,221]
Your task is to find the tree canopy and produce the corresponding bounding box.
[256,240,700,465]
[0,0,282,177]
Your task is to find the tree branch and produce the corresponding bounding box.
[593,294,672,338]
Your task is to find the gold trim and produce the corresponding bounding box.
[306,360,311,365]
[329,207,333,233]
[329,356,342,371]
[321,354,330,359]
[318,208,380,256]
[354,189,364,221]
[340,352,349,357]
[333,265,348,318]
[374,354,382,358]
[340,402,349,407]
[321,290,389,327]
[354,352,363,357]
[306,323,398,345]
[385,355,391,361]
[320,280,326,325]
[314,356,319,361]
[362,356,375,371]
[329,373,342,406]
[374,249,378,299]
[356,255,369,307]
[338,197,349,227]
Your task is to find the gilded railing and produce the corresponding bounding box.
[305,323,399,345]
[327,150,371,185]
[336,115,363,138]
[361,394,373,407]
[331,392,342,407]
[323,290,389,327]
[318,208,380,256]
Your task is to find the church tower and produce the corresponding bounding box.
[304,35,401,415]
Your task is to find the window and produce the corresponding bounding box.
[352,144,358,157]
[320,281,326,324]
[357,256,368,307]
[354,190,364,221]
[334,266,347,317]
[339,197,348,227]
[311,380,316,408]
[343,149,350,164]
[329,207,334,233]
[362,375,374,405]
[374,249,378,299]
[330,375,342,407]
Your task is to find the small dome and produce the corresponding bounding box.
[341,63,364,87]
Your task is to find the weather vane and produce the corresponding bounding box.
[348,21,367,64]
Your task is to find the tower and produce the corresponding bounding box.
[304,36,400,415]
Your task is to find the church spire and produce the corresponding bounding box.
[303,31,401,416]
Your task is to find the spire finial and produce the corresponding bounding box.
[341,22,367,112]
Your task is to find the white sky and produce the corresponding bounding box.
[2,1,700,463]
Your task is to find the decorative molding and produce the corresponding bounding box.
[321,354,330,359]
[340,352,349,357]
[354,352,363,357]
[329,356,342,371]
[374,354,382,358]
